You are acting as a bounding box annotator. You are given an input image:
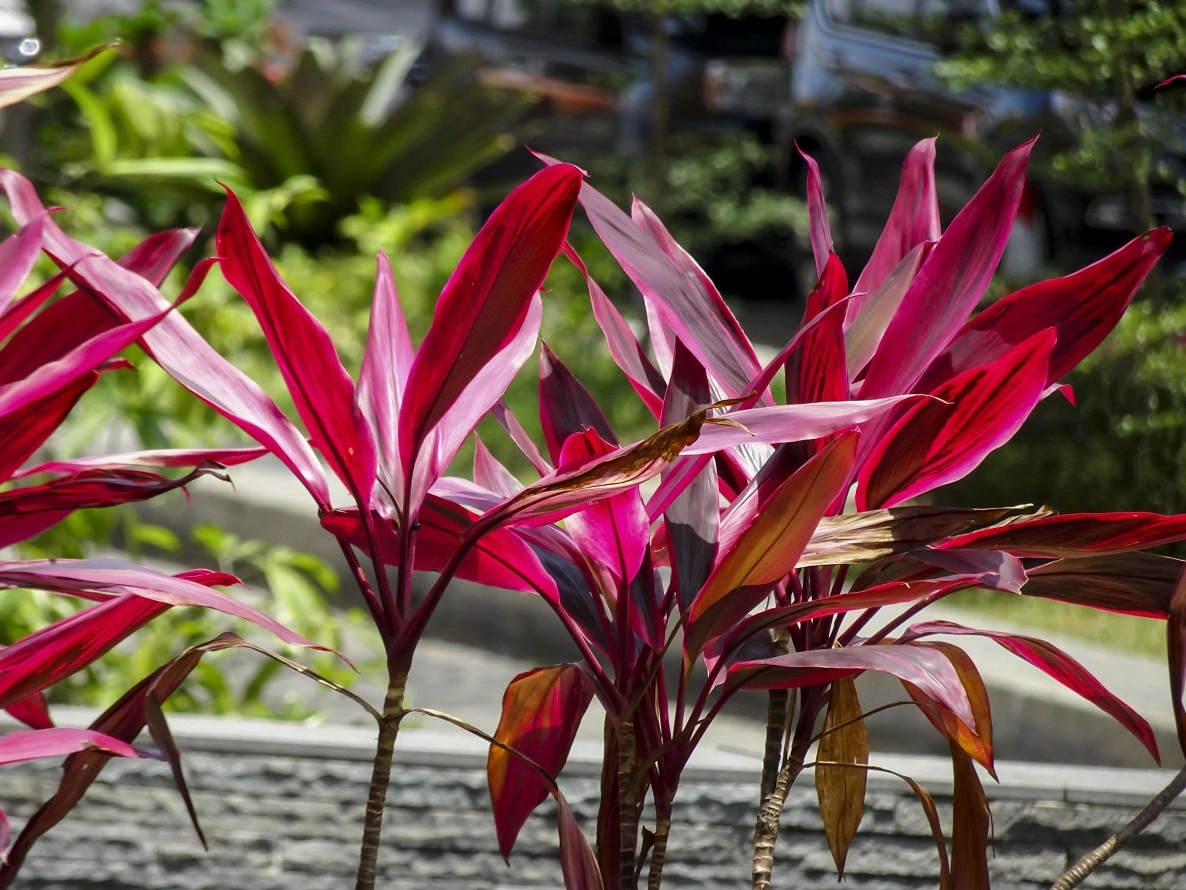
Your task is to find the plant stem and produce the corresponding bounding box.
[1050,762,1186,890]
[619,718,640,890]
[646,815,671,890]
[758,631,791,805]
[354,674,407,890]
[752,720,812,890]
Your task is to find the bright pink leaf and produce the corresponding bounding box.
[857,329,1056,510]
[559,430,649,585]
[904,620,1158,761]
[0,728,147,766]
[562,243,665,417]
[13,446,267,479]
[474,437,523,498]
[0,170,330,507]
[0,373,99,484]
[118,228,199,286]
[399,164,582,500]
[493,401,553,477]
[0,215,45,318]
[540,343,618,463]
[921,228,1172,390]
[321,499,560,600]
[728,643,974,730]
[488,664,594,857]
[939,511,1186,558]
[0,558,323,651]
[217,187,375,501]
[845,243,930,379]
[850,138,940,309]
[860,139,1034,399]
[684,432,858,662]
[798,145,833,276]
[357,252,414,513]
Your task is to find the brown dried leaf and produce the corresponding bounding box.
[816,675,868,876]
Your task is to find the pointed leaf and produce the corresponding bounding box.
[540,343,617,463]
[0,171,330,506]
[1022,553,1183,618]
[357,252,414,509]
[850,138,941,306]
[400,164,582,491]
[0,373,100,484]
[922,228,1172,389]
[858,329,1056,510]
[631,197,763,380]
[662,341,717,607]
[13,446,267,478]
[143,692,206,849]
[845,242,930,379]
[117,228,199,286]
[409,295,543,510]
[861,139,1034,399]
[798,147,833,275]
[559,431,648,585]
[0,216,45,318]
[474,437,523,498]
[684,432,858,662]
[562,243,664,416]
[940,511,1186,558]
[0,46,113,109]
[949,743,991,890]
[800,506,1027,568]
[905,620,1159,760]
[321,499,559,600]
[488,664,594,857]
[217,187,375,500]
[0,727,148,766]
[1168,565,1186,758]
[5,693,52,731]
[729,643,974,730]
[557,795,604,890]
[902,641,995,776]
[554,168,761,399]
[816,675,868,876]
[787,253,849,407]
[493,401,553,477]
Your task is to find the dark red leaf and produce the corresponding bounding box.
[1022,553,1183,618]
[949,742,991,890]
[940,511,1186,558]
[540,343,618,463]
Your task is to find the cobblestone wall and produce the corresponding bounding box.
[2,726,1184,890]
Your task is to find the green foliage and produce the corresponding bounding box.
[941,1,1186,233]
[946,292,1186,517]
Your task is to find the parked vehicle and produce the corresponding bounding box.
[778,0,1186,277]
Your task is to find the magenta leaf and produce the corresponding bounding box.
[798,145,833,276]
[408,295,544,512]
[321,499,560,600]
[4,693,52,730]
[903,620,1159,761]
[117,227,199,286]
[540,343,618,463]
[0,170,330,507]
[556,170,761,399]
[728,643,974,730]
[850,138,941,306]
[921,228,1172,390]
[845,242,930,379]
[0,271,64,343]
[662,342,718,607]
[939,511,1186,558]
[217,187,375,501]
[1168,565,1186,757]
[857,329,1056,509]
[474,437,524,498]
[13,446,267,478]
[557,794,604,890]
[488,664,594,858]
[559,430,649,586]
[0,373,102,484]
[0,558,324,651]
[399,164,582,503]
[1022,553,1183,618]
[357,252,414,512]
[684,432,859,662]
[0,215,45,317]
[0,727,149,766]
[860,139,1035,399]
[562,243,665,416]
[493,401,553,477]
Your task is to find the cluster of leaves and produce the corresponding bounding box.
[3,46,1186,890]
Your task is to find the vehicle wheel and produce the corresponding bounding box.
[1000,185,1052,285]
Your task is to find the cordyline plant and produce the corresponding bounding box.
[3,47,1186,890]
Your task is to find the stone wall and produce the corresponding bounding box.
[2,716,1184,889]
